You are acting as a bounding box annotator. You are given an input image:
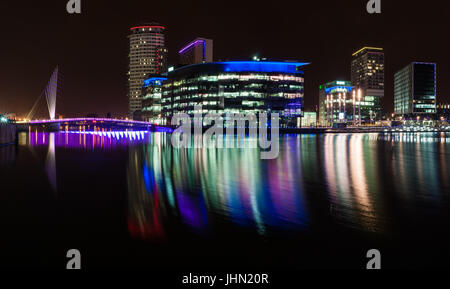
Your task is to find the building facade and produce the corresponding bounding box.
[142,61,308,127]
[319,80,356,126]
[179,38,213,65]
[351,47,384,122]
[301,112,317,127]
[394,62,436,116]
[128,24,168,118]
[141,76,167,124]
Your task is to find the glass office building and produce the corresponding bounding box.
[148,61,307,127]
[141,76,167,124]
[394,62,436,116]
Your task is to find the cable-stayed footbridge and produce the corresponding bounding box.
[17,67,171,132]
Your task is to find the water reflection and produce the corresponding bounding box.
[127,134,312,239]
[386,133,448,203]
[45,133,57,194]
[127,132,450,239]
[0,145,16,168]
[324,134,379,231]
[21,131,150,149]
[18,131,450,240]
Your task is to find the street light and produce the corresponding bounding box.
[353,89,356,126]
[338,93,342,123]
[358,88,362,126]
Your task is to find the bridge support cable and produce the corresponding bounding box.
[45,66,58,120]
[26,66,60,121]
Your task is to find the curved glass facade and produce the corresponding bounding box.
[154,61,307,127]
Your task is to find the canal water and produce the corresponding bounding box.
[1,131,449,268]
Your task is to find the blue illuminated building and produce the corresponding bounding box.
[143,77,167,87]
[145,60,308,127]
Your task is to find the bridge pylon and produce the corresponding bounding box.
[45,66,59,120]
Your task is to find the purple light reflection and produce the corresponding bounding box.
[25,131,151,149]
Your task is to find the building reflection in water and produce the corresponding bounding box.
[127,132,450,240]
[0,144,16,168]
[18,130,450,240]
[19,131,150,196]
[349,134,377,232]
[387,132,445,204]
[45,133,57,194]
[324,134,380,232]
[127,133,310,240]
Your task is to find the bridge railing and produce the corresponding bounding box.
[19,118,155,126]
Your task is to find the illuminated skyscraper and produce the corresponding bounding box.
[178,37,213,65]
[351,47,384,122]
[128,24,167,118]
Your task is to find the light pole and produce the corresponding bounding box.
[326,94,329,127]
[338,93,342,123]
[342,92,346,124]
[353,89,356,126]
[358,88,362,126]
[329,94,332,127]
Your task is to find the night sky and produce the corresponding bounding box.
[0,0,448,118]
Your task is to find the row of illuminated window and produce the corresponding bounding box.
[164,100,265,108]
[163,92,304,99]
[168,74,304,86]
[414,104,436,108]
[165,109,269,115]
[166,84,303,93]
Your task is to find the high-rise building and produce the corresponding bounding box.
[318,80,355,127]
[394,62,436,116]
[128,24,168,118]
[178,38,213,65]
[351,47,384,122]
[142,60,308,127]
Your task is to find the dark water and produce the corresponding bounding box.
[1,131,450,269]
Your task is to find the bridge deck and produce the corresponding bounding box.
[18,118,155,126]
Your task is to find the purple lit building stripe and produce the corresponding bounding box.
[178,39,205,54]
